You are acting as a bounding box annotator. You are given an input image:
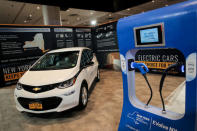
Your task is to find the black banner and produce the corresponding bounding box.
[94,22,119,52]
[76,28,93,49]
[53,27,75,48]
[0,27,54,87]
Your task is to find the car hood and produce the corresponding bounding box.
[19,68,78,86]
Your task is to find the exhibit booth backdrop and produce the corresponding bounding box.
[0,19,185,87]
[0,23,119,87]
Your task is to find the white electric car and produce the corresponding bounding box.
[14,47,99,113]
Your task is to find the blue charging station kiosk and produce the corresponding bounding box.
[117,1,197,131]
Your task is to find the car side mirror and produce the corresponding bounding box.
[80,61,94,69]
[87,61,94,66]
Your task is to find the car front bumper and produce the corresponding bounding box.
[14,84,81,114]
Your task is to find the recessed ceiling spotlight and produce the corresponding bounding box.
[29,14,32,17]
[91,20,97,26]
[36,6,40,10]
[152,0,155,3]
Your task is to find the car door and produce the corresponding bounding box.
[86,49,97,84]
[80,50,91,88]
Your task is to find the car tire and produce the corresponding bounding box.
[78,84,88,110]
[96,69,100,82]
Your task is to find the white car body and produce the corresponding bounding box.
[14,47,99,113]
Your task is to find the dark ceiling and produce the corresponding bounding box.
[10,0,151,12]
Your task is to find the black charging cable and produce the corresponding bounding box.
[130,61,153,107]
[159,62,183,114]
[143,74,153,106]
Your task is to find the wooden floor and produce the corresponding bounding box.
[0,70,185,131]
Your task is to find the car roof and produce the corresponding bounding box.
[48,47,90,53]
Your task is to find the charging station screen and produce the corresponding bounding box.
[140,28,159,43]
[135,23,164,47]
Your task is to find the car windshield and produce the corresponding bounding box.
[30,51,79,71]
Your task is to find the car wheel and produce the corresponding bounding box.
[78,84,88,110]
[96,69,100,82]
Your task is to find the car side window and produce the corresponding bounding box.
[86,50,93,61]
[80,50,88,67]
[80,49,93,68]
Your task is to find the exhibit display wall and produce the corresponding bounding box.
[0,20,185,87]
[0,25,94,87]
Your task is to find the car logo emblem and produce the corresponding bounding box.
[33,87,41,91]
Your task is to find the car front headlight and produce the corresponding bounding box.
[57,77,77,89]
[16,83,23,90]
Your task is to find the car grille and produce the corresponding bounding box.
[22,83,58,93]
[17,97,62,111]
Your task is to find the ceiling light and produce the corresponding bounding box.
[91,20,97,26]
[77,17,80,21]
[152,0,155,3]
[36,6,40,10]
[24,20,27,23]
[29,14,32,17]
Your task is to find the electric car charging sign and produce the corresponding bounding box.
[135,49,185,74]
